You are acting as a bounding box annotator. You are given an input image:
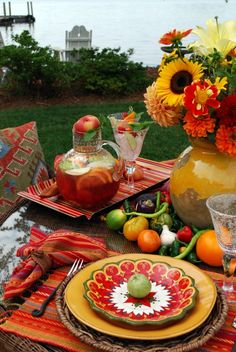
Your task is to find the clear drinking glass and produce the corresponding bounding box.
[109,114,149,190]
[206,193,236,302]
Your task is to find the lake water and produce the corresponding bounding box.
[0,0,235,66]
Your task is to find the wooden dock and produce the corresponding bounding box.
[0,15,35,26]
[0,1,35,26]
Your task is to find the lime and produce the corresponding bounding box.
[124,132,137,151]
[127,274,151,298]
[106,209,127,231]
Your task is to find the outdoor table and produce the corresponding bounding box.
[0,159,236,352]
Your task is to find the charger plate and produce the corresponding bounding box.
[56,283,227,352]
[64,254,217,340]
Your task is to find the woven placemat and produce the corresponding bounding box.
[55,273,228,352]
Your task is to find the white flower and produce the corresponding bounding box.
[190,19,236,57]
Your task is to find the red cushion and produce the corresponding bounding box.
[0,121,49,224]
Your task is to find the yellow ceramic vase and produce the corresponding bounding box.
[170,138,236,228]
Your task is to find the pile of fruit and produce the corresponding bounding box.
[105,190,223,267]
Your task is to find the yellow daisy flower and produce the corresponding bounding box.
[206,77,228,93]
[156,58,203,107]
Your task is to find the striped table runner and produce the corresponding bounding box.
[0,267,235,352]
[18,158,174,219]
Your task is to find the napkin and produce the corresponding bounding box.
[4,227,117,300]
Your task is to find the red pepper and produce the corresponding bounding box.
[160,191,172,206]
[177,226,193,243]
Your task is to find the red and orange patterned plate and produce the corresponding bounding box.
[65,254,217,340]
[83,258,198,326]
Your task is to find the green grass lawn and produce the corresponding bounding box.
[0,101,190,168]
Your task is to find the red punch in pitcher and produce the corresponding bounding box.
[56,115,123,209]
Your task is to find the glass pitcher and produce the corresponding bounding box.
[56,123,123,209]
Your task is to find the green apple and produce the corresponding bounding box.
[127,274,151,298]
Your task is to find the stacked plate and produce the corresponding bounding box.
[64,254,218,343]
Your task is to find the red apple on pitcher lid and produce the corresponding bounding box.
[73,115,100,133]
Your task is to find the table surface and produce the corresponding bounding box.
[0,189,234,352]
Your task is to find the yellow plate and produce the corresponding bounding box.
[65,254,217,340]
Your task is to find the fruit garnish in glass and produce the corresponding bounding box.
[108,108,152,190]
[56,115,123,209]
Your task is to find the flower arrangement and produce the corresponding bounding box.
[144,18,236,156]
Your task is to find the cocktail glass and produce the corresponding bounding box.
[206,193,236,303]
[109,114,149,190]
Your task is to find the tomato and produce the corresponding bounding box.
[196,229,223,267]
[137,229,161,253]
[106,209,127,231]
[123,216,149,241]
[123,165,144,181]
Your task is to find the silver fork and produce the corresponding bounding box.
[31,258,84,317]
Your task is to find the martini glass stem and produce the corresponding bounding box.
[125,160,136,190]
[222,254,236,292]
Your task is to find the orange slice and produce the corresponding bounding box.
[123,112,135,121]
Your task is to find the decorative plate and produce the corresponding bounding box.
[83,259,198,326]
[64,254,217,340]
[18,158,173,219]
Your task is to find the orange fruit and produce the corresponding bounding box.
[196,229,223,267]
[137,229,161,253]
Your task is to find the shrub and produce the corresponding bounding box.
[0,31,150,98]
[0,30,72,97]
[75,47,148,96]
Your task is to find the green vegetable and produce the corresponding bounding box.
[186,251,201,264]
[170,240,181,257]
[191,224,201,234]
[155,191,161,211]
[125,202,168,219]
[157,213,173,228]
[158,245,170,256]
[174,229,209,259]
[170,214,184,232]
[150,218,163,233]
[123,199,133,220]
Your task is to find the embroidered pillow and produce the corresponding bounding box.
[0,121,49,224]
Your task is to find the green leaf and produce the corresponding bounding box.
[82,129,98,142]
[129,121,154,131]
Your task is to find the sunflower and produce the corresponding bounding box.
[156,58,203,107]
[215,125,236,156]
[183,111,215,138]
[144,82,181,127]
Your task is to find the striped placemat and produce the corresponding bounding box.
[0,267,235,352]
[18,158,174,219]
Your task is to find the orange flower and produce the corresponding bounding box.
[215,125,236,156]
[228,48,236,58]
[144,82,182,127]
[159,29,192,45]
[184,80,220,117]
[183,111,215,137]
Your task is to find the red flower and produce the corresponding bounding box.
[183,80,220,117]
[215,125,236,156]
[159,29,192,45]
[216,94,236,127]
